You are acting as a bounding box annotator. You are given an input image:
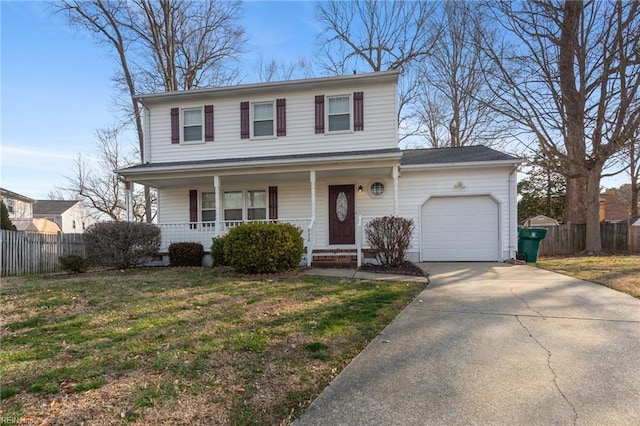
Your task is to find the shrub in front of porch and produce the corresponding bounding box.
[224,222,304,274]
[168,242,204,267]
[365,216,415,267]
[211,236,228,266]
[84,222,161,269]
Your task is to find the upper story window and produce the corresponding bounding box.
[252,102,274,137]
[171,105,213,144]
[328,96,351,131]
[6,199,14,214]
[202,192,216,222]
[183,108,203,142]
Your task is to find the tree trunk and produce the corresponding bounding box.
[564,163,588,224]
[631,140,638,217]
[584,163,603,253]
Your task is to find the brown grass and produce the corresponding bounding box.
[537,255,640,298]
[0,268,424,425]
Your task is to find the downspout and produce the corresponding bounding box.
[508,164,519,259]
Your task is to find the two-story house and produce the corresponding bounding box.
[118,71,521,265]
[33,200,96,234]
[1,187,35,220]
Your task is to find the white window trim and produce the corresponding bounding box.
[221,188,269,221]
[181,107,204,144]
[201,191,216,223]
[326,94,353,133]
[250,101,276,139]
[368,180,386,198]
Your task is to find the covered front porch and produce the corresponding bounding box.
[118,149,403,266]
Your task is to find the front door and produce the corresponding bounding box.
[329,185,355,245]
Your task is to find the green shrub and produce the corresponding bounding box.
[84,222,161,269]
[223,222,304,274]
[58,254,88,273]
[365,216,415,267]
[211,236,228,267]
[168,242,204,266]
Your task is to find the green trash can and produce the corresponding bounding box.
[517,228,548,263]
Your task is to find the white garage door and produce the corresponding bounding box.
[421,196,499,261]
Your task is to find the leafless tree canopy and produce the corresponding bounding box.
[49,127,155,222]
[315,0,440,141]
[481,0,640,252]
[253,55,314,83]
[55,0,246,222]
[416,1,504,148]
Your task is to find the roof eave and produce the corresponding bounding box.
[118,151,403,177]
[134,70,401,105]
[401,159,523,170]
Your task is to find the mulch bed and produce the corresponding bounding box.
[358,261,427,277]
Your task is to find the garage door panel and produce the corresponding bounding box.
[421,196,499,262]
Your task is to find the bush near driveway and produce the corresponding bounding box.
[0,268,425,425]
[365,216,415,267]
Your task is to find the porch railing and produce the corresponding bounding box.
[158,218,313,253]
[356,215,384,267]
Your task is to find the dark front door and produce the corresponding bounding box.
[329,185,355,245]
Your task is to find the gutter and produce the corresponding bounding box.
[401,159,523,170]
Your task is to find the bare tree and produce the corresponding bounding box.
[50,127,154,222]
[416,1,504,148]
[253,55,314,83]
[315,0,440,141]
[55,0,246,221]
[481,1,640,252]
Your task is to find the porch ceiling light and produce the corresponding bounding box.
[358,185,364,192]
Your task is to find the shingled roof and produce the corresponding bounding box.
[401,145,520,165]
[33,200,80,215]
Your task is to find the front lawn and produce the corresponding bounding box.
[0,268,424,425]
[537,255,640,298]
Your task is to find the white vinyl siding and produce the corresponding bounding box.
[398,166,515,262]
[145,81,397,164]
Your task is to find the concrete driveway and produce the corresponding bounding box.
[295,263,640,426]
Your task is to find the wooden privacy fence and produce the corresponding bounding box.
[537,221,640,256]
[1,230,85,277]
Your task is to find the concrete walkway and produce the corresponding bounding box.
[295,263,640,426]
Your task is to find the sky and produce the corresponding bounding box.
[1,0,319,199]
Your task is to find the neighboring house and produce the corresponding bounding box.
[33,200,95,234]
[0,187,34,220]
[599,191,630,222]
[118,70,522,265]
[523,215,560,227]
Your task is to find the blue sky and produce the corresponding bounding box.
[1,0,318,199]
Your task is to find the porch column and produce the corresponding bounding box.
[310,170,316,220]
[214,175,221,237]
[392,166,399,216]
[308,170,316,266]
[125,181,133,222]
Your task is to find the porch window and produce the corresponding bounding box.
[252,102,274,137]
[247,190,266,220]
[201,192,216,223]
[224,191,243,220]
[328,96,350,131]
[183,108,203,142]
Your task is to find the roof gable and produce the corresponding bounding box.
[33,200,80,215]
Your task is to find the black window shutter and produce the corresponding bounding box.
[240,101,250,139]
[189,190,198,229]
[269,186,278,220]
[204,105,214,142]
[354,92,364,131]
[171,107,180,143]
[315,95,325,134]
[276,99,286,136]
